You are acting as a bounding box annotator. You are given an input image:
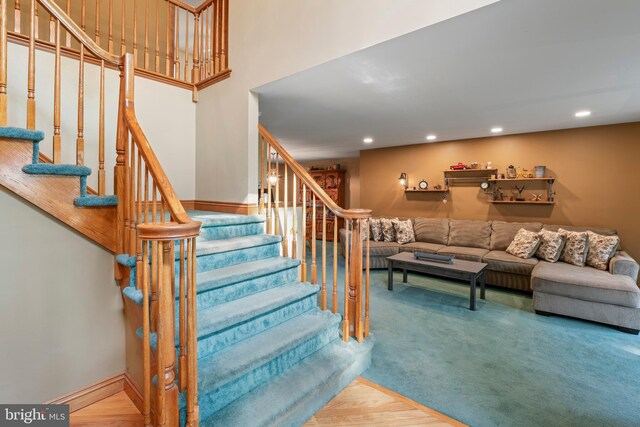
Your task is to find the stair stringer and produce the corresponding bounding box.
[0,137,116,252]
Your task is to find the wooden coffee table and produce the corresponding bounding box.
[387,252,487,310]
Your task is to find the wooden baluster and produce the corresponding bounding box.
[137,152,142,229]
[76,25,85,166]
[154,0,159,72]
[292,174,297,259]
[165,2,171,76]
[65,0,71,47]
[186,237,199,426]
[343,219,350,342]
[202,6,207,76]
[214,0,220,72]
[0,0,7,126]
[156,241,166,425]
[321,205,327,310]
[352,219,364,343]
[209,3,214,73]
[274,153,280,236]
[95,0,100,46]
[205,5,210,76]
[129,142,136,253]
[222,0,228,69]
[143,0,149,69]
[211,0,217,73]
[52,19,61,163]
[258,137,264,215]
[49,15,54,43]
[162,240,179,427]
[98,60,105,195]
[141,239,151,427]
[178,240,186,391]
[282,165,288,257]
[365,228,370,337]
[33,1,37,39]
[120,0,125,54]
[332,217,338,314]
[191,12,199,83]
[265,145,271,233]
[123,130,130,254]
[108,0,113,53]
[301,184,307,281]
[183,11,189,82]
[26,0,35,129]
[174,7,180,80]
[13,0,19,33]
[311,194,317,285]
[132,0,137,67]
[144,166,149,223]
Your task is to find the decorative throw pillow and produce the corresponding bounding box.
[506,229,541,259]
[360,218,370,241]
[535,229,566,262]
[586,231,620,271]
[369,218,383,242]
[380,218,398,242]
[558,228,589,267]
[392,219,415,244]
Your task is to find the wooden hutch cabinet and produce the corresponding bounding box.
[299,169,345,241]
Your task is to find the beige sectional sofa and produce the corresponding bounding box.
[339,218,640,334]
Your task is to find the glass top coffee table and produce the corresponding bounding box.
[387,252,487,310]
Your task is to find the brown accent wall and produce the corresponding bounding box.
[359,122,640,262]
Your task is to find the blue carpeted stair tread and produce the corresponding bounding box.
[194,257,300,295]
[0,126,45,141]
[202,338,374,427]
[74,195,119,207]
[195,309,341,394]
[116,254,137,268]
[124,287,143,305]
[197,282,318,339]
[193,234,282,258]
[191,213,266,227]
[22,163,92,176]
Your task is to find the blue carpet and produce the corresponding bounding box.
[306,243,640,427]
[74,195,119,207]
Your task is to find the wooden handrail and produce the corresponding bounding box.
[258,124,371,220]
[37,0,121,64]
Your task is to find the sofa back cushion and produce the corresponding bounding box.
[413,218,449,245]
[490,221,543,251]
[448,219,492,249]
[543,224,617,236]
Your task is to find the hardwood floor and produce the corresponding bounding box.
[304,378,465,426]
[69,391,143,426]
[69,378,464,426]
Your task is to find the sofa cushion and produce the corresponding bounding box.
[535,229,566,263]
[586,231,620,271]
[558,229,589,267]
[490,221,543,251]
[369,218,383,241]
[506,229,541,259]
[369,240,401,257]
[448,220,492,249]
[381,218,398,242]
[437,246,490,262]
[393,218,415,244]
[399,242,445,254]
[413,218,449,245]
[543,224,617,236]
[483,251,539,275]
[532,261,640,308]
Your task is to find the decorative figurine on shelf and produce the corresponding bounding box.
[486,161,493,169]
[532,194,543,202]
[515,185,526,201]
[433,184,443,190]
[450,162,467,170]
[470,162,479,169]
[507,165,517,179]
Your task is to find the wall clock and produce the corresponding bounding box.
[480,182,489,190]
[419,180,428,190]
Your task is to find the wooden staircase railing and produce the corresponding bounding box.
[258,124,372,343]
[1,1,201,425]
[5,0,229,97]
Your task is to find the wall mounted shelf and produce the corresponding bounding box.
[491,201,555,205]
[488,177,554,182]
[405,189,448,193]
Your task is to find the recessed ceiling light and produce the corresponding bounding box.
[491,127,503,134]
[363,137,373,144]
[426,134,437,141]
[575,110,591,118]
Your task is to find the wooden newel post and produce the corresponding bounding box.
[349,219,363,341]
[114,55,129,280]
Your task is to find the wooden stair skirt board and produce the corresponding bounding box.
[45,372,142,414]
[182,200,259,215]
[0,138,116,252]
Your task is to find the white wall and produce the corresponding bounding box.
[0,189,125,403]
[6,42,196,199]
[195,0,500,204]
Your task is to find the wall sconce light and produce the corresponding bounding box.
[398,172,407,189]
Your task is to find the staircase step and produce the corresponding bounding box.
[191,234,282,272]
[202,337,374,427]
[192,213,266,241]
[22,163,92,176]
[183,309,341,418]
[0,126,45,141]
[196,282,319,358]
[193,257,300,309]
[74,195,119,207]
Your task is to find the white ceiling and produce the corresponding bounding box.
[255,0,640,161]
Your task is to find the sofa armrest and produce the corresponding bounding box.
[609,251,639,282]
